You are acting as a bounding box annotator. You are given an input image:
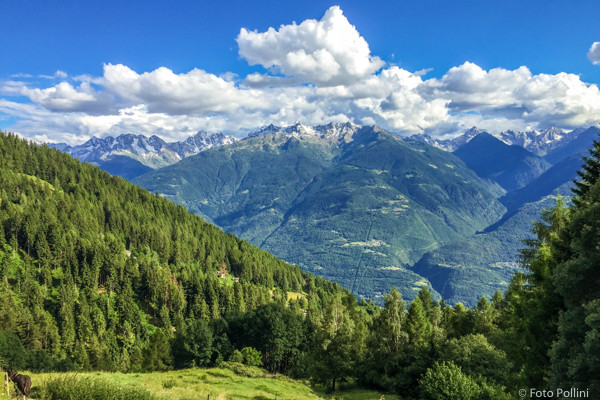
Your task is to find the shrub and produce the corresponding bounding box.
[229,349,244,363]
[418,361,480,400]
[440,334,511,385]
[241,347,263,367]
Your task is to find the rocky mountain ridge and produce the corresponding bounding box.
[410,126,585,154]
[49,131,238,169]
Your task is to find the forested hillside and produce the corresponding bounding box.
[0,131,347,373]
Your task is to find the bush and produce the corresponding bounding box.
[39,375,161,400]
[229,349,244,363]
[440,334,511,385]
[241,347,263,367]
[418,361,480,400]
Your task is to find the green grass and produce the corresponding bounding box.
[33,375,159,400]
[2,364,399,400]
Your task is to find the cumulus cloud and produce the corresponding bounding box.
[22,81,115,114]
[237,6,384,85]
[421,62,600,129]
[0,99,231,144]
[101,64,267,115]
[588,42,600,65]
[421,62,532,111]
[2,6,600,143]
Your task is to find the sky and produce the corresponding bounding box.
[1,0,599,144]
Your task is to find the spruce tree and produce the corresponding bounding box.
[549,181,600,396]
[572,129,600,202]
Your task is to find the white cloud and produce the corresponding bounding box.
[421,62,532,111]
[22,81,115,114]
[588,42,600,65]
[10,73,33,79]
[237,6,384,85]
[0,80,29,96]
[39,70,69,79]
[101,64,267,115]
[421,62,600,130]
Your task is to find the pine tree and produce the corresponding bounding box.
[572,130,600,201]
[144,329,172,371]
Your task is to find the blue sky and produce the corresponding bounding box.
[1,0,599,143]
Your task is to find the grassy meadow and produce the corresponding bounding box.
[2,363,400,400]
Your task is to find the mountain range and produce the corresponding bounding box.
[412,126,584,154]
[49,131,237,179]
[44,122,600,305]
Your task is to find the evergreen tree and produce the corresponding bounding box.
[173,320,213,368]
[548,182,600,396]
[144,329,172,371]
[406,297,433,347]
[572,130,600,201]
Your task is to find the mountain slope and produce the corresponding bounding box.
[500,153,582,212]
[543,126,600,164]
[408,129,599,306]
[412,196,558,306]
[0,131,347,371]
[94,155,154,180]
[134,123,506,302]
[453,132,551,191]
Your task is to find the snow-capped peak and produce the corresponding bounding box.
[246,122,360,141]
[409,125,586,154]
[53,131,238,169]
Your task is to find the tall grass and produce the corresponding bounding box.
[37,375,162,400]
